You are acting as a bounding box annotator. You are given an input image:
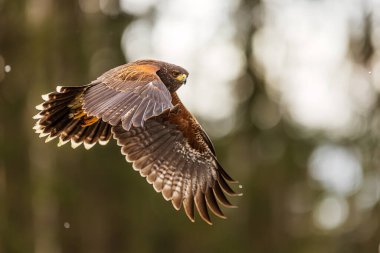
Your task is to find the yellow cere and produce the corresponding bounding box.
[175,73,187,82]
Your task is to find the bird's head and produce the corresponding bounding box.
[146,60,189,92]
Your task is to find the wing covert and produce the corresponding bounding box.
[83,63,173,130]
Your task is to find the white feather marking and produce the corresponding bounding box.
[84,142,96,150]
[41,93,50,101]
[34,124,43,132]
[39,132,49,138]
[45,135,57,143]
[98,139,109,146]
[57,138,70,147]
[32,113,43,119]
[71,140,82,149]
[35,103,45,110]
[56,86,63,92]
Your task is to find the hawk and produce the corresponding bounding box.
[33,59,240,224]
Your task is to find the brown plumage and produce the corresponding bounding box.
[33,59,241,224]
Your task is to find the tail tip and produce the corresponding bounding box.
[41,93,50,101]
[35,103,44,110]
[32,113,42,119]
[71,140,82,149]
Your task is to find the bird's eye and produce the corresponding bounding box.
[172,70,181,77]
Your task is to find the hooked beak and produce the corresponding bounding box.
[176,74,187,84]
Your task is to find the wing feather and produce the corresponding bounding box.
[205,187,226,219]
[111,112,239,224]
[131,98,150,127]
[194,189,212,225]
[183,194,195,222]
[83,63,173,131]
[213,183,237,208]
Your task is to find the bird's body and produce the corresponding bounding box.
[33,59,240,224]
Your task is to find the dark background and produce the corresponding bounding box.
[0,0,379,252]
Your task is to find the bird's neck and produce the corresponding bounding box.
[171,92,182,106]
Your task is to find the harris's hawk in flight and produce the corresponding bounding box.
[33,59,241,224]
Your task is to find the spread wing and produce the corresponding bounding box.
[83,63,173,131]
[111,111,239,225]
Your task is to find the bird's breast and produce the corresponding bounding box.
[168,93,209,153]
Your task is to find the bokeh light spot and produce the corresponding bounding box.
[63,222,70,229]
[4,65,11,73]
[309,144,362,196]
[313,195,348,230]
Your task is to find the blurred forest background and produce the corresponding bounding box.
[1,0,380,252]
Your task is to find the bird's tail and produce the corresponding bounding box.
[33,85,112,149]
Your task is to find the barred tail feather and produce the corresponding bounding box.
[33,85,112,149]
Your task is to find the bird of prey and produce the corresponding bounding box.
[33,59,240,224]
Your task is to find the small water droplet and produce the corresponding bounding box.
[369,71,372,75]
[4,65,11,73]
[239,184,243,189]
[64,222,70,229]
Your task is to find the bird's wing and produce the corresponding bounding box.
[83,63,173,130]
[111,105,239,225]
